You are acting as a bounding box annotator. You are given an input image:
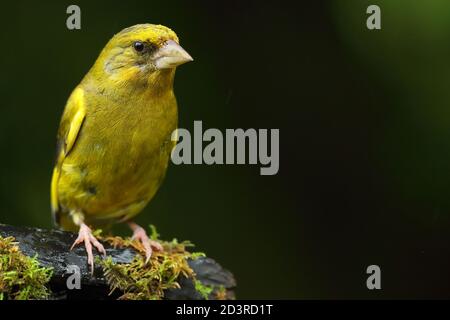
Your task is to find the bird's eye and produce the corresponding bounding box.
[133,41,145,52]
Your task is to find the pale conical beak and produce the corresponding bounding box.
[154,40,193,70]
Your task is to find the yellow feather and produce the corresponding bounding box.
[50,167,60,214]
[50,87,86,225]
[64,89,86,154]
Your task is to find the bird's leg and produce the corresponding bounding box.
[127,221,163,264]
[70,223,106,274]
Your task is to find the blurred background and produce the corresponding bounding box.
[1,0,450,298]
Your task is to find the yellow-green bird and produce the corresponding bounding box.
[50,24,192,272]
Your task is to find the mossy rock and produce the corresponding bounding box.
[0,236,53,300]
[0,224,236,300]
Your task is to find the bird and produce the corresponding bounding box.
[50,24,193,273]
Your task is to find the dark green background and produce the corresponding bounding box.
[1,0,450,298]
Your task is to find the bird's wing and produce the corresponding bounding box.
[51,87,86,225]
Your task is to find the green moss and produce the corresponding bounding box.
[98,225,212,300]
[0,236,53,300]
[194,279,213,300]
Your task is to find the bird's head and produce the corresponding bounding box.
[89,24,193,90]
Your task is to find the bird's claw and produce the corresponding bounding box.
[130,224,163,264]
[70,223,106,274]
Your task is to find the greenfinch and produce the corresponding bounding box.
[50,24,193,272]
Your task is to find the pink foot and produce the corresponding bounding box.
[128,222,163,264]
[70,223,106,274]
